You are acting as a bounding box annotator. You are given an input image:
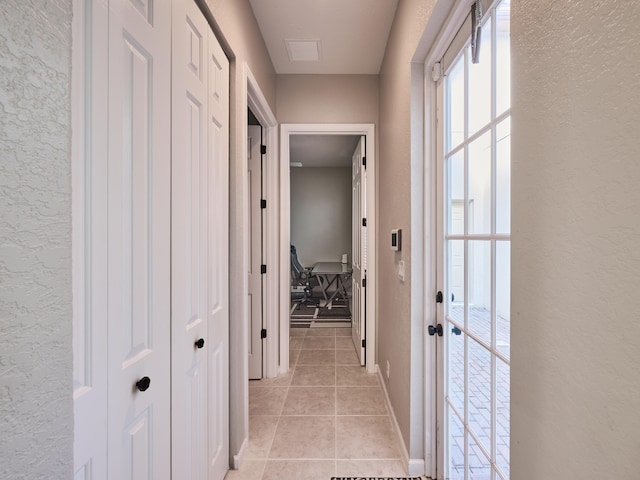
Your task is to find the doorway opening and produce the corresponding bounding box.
[280,124,377,373]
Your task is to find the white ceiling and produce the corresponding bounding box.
[290,135,360,168]
[249,0,399,75]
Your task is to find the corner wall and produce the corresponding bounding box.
[511,1,640,477]
[0,1,74,477]
[377,0,435,459]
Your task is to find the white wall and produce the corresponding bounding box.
[512,1,640,477]
[290,167,352,266]
[0,1,74,477]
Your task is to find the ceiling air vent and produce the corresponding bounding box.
[285,39,321,62]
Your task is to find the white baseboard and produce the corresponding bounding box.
[232,437,249,470]
[376,365,426,477]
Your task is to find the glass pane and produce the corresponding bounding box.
[496,118,511,234]
[468,132,492,235]
[447,55,465,150]
[447,240,465,323]
[447,326,465,416]
[468,432,492,480]
[496,357,510,479]
[496,0,511,115]
[496,241,510,358]
[449,408,465,480]
[468,341,491,453]
[468,17,492,136]
[448,151,465,235]
[468,240,491,343]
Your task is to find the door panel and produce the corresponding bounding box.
[248,124,263,379]
[107,0,172,477]
[171,1,209,478]
[351,136,366,364]
[436,2,511,479]
[206,25,230,480]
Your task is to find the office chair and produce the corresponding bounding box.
[290,244,320,308]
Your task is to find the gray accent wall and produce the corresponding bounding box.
[290,167,352,267]
[0,1,74,478]
[511,1,640,477]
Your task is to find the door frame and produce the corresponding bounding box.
[280,124,377,373]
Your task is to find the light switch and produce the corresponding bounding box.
[398,260,405,282]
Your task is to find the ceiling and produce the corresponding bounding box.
[249,0,399,75]
[249,1,396,167]
[290,135,360,168]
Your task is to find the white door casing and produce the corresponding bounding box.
[351,136,366,364]
[106,0,172,478]
[280,124,376,373]
[248,124,263,379]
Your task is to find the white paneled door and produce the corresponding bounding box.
[248,124,264,379]
[351,136,366,364]
[74,0,230,478]
[172,1,230,479]
[106,0,172,478]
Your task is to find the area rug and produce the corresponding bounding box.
[290,302,351,319]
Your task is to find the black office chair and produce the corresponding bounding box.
[290,245,320,307]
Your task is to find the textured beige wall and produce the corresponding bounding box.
[512,1,640,477]
[277,74,379,124]
[290,167,352,266]
[0,1,73,477]
[377,0,435,458]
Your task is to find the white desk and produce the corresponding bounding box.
[311,262,352,305]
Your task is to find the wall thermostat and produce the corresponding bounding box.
[391,229,401,251]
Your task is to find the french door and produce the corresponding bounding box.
[435,1,511,479]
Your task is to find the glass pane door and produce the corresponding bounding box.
[438,1,511,479]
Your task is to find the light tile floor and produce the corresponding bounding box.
[225,326,417,480]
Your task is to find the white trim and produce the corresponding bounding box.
[280,123,377,373]
[232,437,249,470]
[417,2,486,479]
[377,367,425,476]
[246,67,279,378]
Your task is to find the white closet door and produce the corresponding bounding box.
[206,24,230,480]
[171,1,211,478]
[106,0,172,478]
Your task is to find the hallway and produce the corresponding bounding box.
[226,326,411,480]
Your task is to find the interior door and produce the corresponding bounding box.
[435,2,511,479]
[248,124,264,379]
[351,136,366,364]
[205,21,231,480]
[171,1,212,478]
[106,0,172,478]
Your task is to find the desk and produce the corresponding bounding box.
[311,262,352,306]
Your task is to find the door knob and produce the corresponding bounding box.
[136,376,151,392]
[195,338,205,349]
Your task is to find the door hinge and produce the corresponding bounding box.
[260,144,267,155]
[362,277,366,288]
[362,218,367,227]
[362,339,366,348]
[261,328,267,339]
[431,62,442,82]
[261,264,267,274]
[428,324,443,337]
[436,291,443,303]
[260,199,267,209]
[362,156,366,168]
